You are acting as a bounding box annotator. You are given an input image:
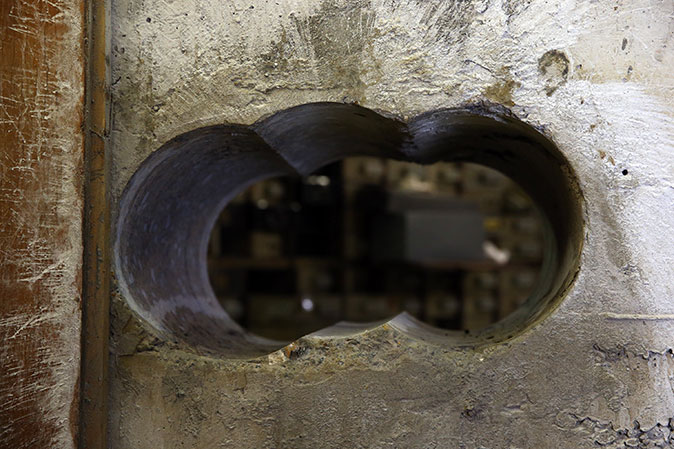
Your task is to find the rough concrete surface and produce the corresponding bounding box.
[109,0,674,447]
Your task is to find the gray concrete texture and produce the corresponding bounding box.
[108,0,674,447]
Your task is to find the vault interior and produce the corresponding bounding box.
[114,102,583,358]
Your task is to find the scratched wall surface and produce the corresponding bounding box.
[0,0,84,448]
[109,0,674,447]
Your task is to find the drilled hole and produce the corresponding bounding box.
[114,103,583,357]
[207,159,545,341]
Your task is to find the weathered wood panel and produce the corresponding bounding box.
[0,0,85,448]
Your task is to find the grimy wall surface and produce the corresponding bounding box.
[109,1,674,448]
[0,0,84,448]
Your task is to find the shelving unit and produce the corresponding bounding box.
[207,157,543,341]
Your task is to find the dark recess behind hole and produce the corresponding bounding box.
[114,102,583,357]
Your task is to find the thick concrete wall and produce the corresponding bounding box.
[109,1,674,447]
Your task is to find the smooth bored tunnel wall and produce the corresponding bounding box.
[115,126,296,356]
[114,102,583,358]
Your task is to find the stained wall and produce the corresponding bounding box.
[108,1,674,447]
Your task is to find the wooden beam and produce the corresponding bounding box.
[0,0,86,448]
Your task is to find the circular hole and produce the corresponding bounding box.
[114,103,583,358]
[207,159,546,342]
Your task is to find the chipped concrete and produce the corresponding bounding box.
[109,0,674,447]
[538,49,569,96]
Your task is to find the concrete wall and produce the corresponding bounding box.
[109,1,674,447]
